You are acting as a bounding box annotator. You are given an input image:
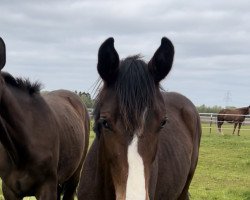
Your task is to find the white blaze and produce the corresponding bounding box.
[126,136,146,200]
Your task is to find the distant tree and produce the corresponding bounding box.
[41,91,50,95]
[196,104,224,113]
[74,91,94,108]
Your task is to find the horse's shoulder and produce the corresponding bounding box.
[43,90,87,112]
[162,92,200,135]
[161,92,197,113]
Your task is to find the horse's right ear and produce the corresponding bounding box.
[148,37,174,84]
[97,37,119,85]
[0,37,6,70]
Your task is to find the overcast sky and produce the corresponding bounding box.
[0,0,249,107]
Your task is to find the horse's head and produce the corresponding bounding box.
[94,37,174,199]
[0,38,6,94]
[0,38,5,68]
[0,37,6,70]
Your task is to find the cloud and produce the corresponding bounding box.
[0,0,249,107]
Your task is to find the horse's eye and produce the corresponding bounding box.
[101,119,111,130]
[160,117,168,128]
[103,120,110,129]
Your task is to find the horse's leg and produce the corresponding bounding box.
[36,180,57,200]
[2,182,22,200]
[62,163,83,200]
[217,121,223,134]
[217,121,221,133]
[233,123,238,135]
[57,185,63,200]
[177,190,190,200]
[237,122,242,136]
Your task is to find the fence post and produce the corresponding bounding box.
[209,113,213,134]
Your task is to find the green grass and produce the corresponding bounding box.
[190,123,250,200]
[0,123,250,199]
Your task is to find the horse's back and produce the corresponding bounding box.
[43,89,90,139]
[218,108,244,122]
[43,90,90,183]
[44,90,86,112]
[152,92,201,199]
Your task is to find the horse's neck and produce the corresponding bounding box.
[240,107,249,115]
[0,87,31,165]
[0,116,19,165]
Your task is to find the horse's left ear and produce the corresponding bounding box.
[148,37,174,83]
[0,37,6,70]
[97,37,120,85]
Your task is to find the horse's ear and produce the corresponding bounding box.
[0,37,6,70]
[148,37,174,83]
[97,37,119,85]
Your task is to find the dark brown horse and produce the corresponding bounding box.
[0,38,90,199]
[77,37,201,200]
[217,106,250,136]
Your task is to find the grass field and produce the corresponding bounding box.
[190,124,250,200]
[0,123,250,200]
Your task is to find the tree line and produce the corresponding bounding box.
[74,91,95,108]
[74,92,236,113]
[45,90,237,113]
[196,104,236,113]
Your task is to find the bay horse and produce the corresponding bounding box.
[77,37,201,200]
[217,106,250,136]
[0,38,90,199]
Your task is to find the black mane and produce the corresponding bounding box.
[240,106,250,115]
[95,55,158,131]
[2,72,41,95]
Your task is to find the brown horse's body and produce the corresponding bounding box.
[0,38,90,199]
[217,106,250,135]
[77,37,201,200]
[151,92,201,199]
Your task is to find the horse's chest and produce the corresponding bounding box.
[0,145,14,178]
[4,169,37,196]
[1,153,53,197]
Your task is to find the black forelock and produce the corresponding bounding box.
[115,55,157,131]
[94,55,158,133]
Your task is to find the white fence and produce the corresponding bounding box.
[199,113,250,133]
[87,108,94,118]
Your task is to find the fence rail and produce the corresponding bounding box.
[199,113,250,134]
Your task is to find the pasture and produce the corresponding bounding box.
[190,123,250,200]
[0,123,249,200]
